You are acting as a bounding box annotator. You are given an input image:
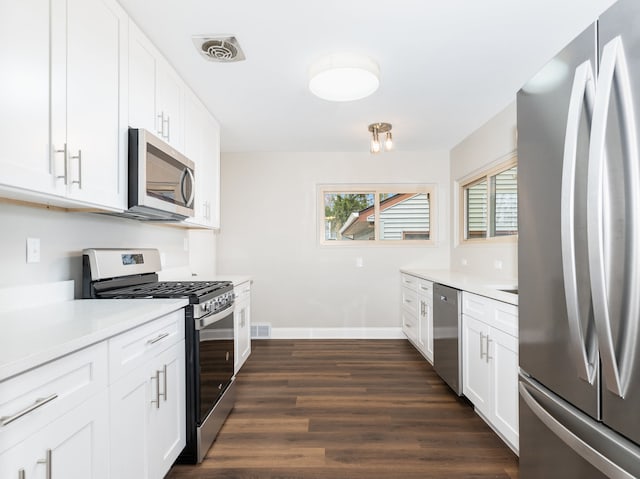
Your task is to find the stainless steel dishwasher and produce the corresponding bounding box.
[433,283,462,395]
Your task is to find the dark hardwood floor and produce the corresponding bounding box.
[167,339,519,479]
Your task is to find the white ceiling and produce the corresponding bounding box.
[117,0,616,153]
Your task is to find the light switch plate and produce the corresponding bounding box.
[26,237,41,263]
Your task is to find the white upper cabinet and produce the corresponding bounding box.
[0,0,56,196]
[129,22,184,152]
[0,0,127,211]
[52,0,128,210]
[183,90,221,229]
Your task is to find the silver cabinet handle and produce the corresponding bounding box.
[70,149,82,189]
[165,115,171,141]
[157,112,165,137]
[18,469,25,479]
[160,365,167,402]
[561,60,598,385]
[1,394,58,427]
[440,295,447,302]
[147,332,169,345]
[486,337,493,363]
[150,370,160,408]
[55,144,68,184]
[37,449,52,479]
[479,332,486,360]
[588,36,639,399]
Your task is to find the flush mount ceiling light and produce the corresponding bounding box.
[368,122,393,154]
[309,53,380,102]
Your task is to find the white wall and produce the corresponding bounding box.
[217,150,450,334]
[450,101,518,279]
[0,201,195,297]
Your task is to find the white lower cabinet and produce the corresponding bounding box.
[110,341,185,479]
[400,274,433,363]
[0,310,186,479]
[0,395,109,479]
[234,281,252,374]
[0,343,109,479]
[417,279,434,363]
[109,312,186,479]
[462,292,519,453]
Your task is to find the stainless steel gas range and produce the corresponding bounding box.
[82,248,235,464]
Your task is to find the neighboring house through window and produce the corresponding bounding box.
[320,185,435,245]
[460,157,517,242]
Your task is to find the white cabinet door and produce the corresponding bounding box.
[0,0,58,196]
[417,279,433,363]
[183,90,220,229]
[51,0,127,210]
[43,394,110,479]
[234,282,252,374]
[462,314,491,417]
[419,294,434,363]
[109,361,152,479]
[129,24,158,134]
[148,342,186,479]
[156,61,184,151]
[489,326,519,451]
[110,339,186,479]
[128,22,184,151]
[202,113,221,228]
[0,396,109,479]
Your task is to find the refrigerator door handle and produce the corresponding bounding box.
[519,379,636,479]
[588,36,640,399]
[561,60,598,385]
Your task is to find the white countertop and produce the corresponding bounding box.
[0,298,188,381]
[400,269,518,306]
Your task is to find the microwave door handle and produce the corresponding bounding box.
[186,168,195,207]
[180,168,195,208]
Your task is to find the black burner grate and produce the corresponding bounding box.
[97,280,232,299]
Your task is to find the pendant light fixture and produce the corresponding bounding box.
[368,123,393,154]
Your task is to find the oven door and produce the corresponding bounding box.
[195,304,235,425]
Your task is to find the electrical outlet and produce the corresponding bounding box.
[183,238,189,252]
[26,238,41,263]
[355,257,364,268]
[461,258,468,266]
[494,259,503,270]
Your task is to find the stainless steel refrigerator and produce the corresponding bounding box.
[518,0,640,476]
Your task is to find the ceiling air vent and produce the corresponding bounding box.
[192,35,246,62]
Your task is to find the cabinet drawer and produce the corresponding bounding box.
[108,310,185,383]
[463,292,518,337]
[401,273,418,292]
[491,300,518,337]
[401,308,418,341]
[417,279,433,297]
[401,286,418,313]
[0,342,108,454]
[234,281,251,301]
[462,291,491,322]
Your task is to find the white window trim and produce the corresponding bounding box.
[318,183,437,246]
[458,155,518,244]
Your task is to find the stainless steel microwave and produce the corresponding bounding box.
[126,128,195,221]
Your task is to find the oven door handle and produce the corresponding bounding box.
[196,304,235,330]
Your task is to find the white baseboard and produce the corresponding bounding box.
[267,327,405,340]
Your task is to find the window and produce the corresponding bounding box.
[461,159,517,241]
[320,185,435,245]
